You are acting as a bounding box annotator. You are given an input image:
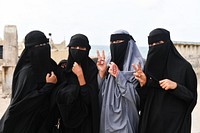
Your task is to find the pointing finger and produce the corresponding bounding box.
[132,64,137,72]
[97,50,100,59]
[102,50,105,59]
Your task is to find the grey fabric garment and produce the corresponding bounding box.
[98,30,145,133]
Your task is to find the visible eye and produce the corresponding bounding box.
[111,40,124,44]
[149,40,165,46]
[34,43,47,47]
[70,46,86,51]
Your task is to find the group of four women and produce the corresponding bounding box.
[0,28,197,133]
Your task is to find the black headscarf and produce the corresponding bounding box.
[110,33,133,70]
[66,34,91,73]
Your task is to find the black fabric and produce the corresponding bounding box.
[28,44,52,82]
[68,34,91,50]
[58,59,67,67]
[43,34,100,133]
[66,34,90,71]
[0,59,61,133]
[148,28,170,44]
[14,30,52,83]
[0,30,62,133]
[145,41,170,81]
[24,30,48,48]
[69,49,88,64]
[110,33,130,70]
[56,59,99,133]
[138,28,197,133]
[110,33,133,42]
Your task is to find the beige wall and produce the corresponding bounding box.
[174,42,200,75]
[51,49,68,64]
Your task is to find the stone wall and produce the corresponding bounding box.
[1,25,18,95]
[174,41,200,76]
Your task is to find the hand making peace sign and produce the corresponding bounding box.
[132,63,147,87]
[96,50,107,78]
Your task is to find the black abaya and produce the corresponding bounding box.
[0,59,60,133]
[56,57,100,133]
[138,35,197,133]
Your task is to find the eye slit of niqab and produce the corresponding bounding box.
[111,40,124,44]
[70,46,87,51]
[34,43,47,47]
[149,40,165,46]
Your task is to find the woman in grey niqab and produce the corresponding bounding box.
[97,30,145,133]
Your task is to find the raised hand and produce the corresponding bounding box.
[96,50,107,78]
[46,71,57,84]
[72,62,83,77]
[72,62,86,86]
[132,63,146,87]
[108,62,119,78]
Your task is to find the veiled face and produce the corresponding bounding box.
[69,45,88,64]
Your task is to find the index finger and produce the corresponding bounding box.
[97,50,100,59]
[46,73,50,78]
[102,50,105,59]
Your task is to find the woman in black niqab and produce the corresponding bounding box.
[136,28,197,133]
[56,34,100,133]
[0,30,59,133]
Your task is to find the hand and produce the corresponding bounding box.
[72,62,86,86]
[96,50,107,78]
[46,71,57,84]
[132,63,146,87]
[108,62,118,78]
[72,62,83,77]
[159,79,177,90]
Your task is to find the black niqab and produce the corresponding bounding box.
[145,29,171,81]
[110,34,131,70]
[66,34,90,71]
[28,44,52,82]
[14,30,52,83]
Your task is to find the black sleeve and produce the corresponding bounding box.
[169,65,197,104]
[136,76,150,112]
[80,84,90,105]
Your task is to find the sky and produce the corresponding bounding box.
[0,0,200,46]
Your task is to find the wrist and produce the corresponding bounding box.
[99,71,106,79]
[77,74,86,86]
